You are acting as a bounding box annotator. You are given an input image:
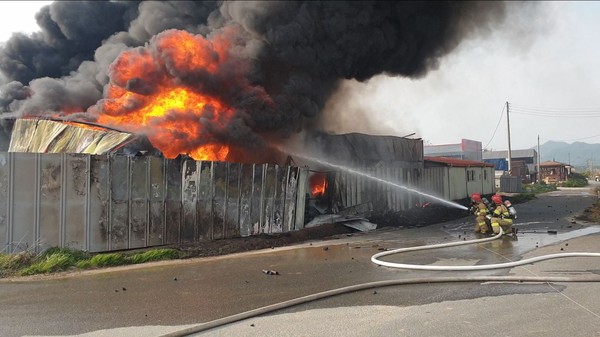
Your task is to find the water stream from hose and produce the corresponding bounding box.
[282,147,468,210]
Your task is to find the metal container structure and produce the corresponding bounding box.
[0,153,307,253]
[331,165,495,213]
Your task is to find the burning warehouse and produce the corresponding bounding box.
[0,2,514,252]
[297,132,424,221]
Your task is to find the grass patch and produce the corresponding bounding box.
[89,253,127,267]
[522,182,557,194]
[19,246,91,276]
[560,178,588,187]
[21,252,76,275]
[129,249,180,264]
[560,172,589,188]
[510,192,536,204]
[0,252,35,276]
[39,247,89,261]
[75,260,92,269]
[1,247,183,278]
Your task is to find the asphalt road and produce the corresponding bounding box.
[1,187,600,337]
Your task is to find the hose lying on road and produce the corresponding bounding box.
[372,227,600,271]
[162,228,600,337]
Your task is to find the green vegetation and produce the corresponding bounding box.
[560,172,588,187]
[21,252,79,275]
[0,247,182,278]
[0,252,34,276]
[129,248,180,264]
[509,181,559,205]
[522,182,557,194]
[509,192,536,204]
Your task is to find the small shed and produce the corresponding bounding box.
[539,160,571,184]
[423,156,495,200]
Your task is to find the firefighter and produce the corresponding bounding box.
[470,193,490,234]
[490,194,514,235]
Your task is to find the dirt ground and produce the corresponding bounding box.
[575,200,600,223]
[173,203,472,258]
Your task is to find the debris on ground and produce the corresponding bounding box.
[262,270,279,275]
[306,214,377,232]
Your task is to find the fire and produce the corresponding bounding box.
[310,172,328,198]
[91,29,238,161]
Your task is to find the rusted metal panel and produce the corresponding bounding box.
[64,154,88,250]
[39,154,62,252]
[182,160,198,243]
[197,161,213,241]
[129,156,148,248]
[148,156,165,246]
[0,153,8,252]
[164,159,182,244]
[89,155,109,252]
[110,155,129,250]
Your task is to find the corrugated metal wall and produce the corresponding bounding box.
[0,153,307,253]
[332,166,495,211]
[333,166,428,212]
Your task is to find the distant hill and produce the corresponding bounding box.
[538,140,600,168]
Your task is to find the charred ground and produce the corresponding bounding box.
[173,201,473,258]
[174,192,593,258]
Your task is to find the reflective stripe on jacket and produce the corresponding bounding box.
[493,205,510,219]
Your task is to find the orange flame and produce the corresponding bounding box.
[92,29,238,161]
[310,172,328,198]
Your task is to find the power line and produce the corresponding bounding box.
[510,102,600,142]
[509,103,600,118]
[510,103,600,113]
[510,110,600,118]
[559,134,600,142]
[484,104,505,149]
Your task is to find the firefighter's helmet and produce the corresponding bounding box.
[471,193,482,203]
[492,194,503,205]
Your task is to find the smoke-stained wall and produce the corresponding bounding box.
[0,152,307,253]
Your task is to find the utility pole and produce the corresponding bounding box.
[537,135,541,183]
[506,101,513,175]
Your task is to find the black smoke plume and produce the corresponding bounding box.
[0,1,523,154]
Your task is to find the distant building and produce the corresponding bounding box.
[424,156,495,199]
[539,160,571,184]
[424,139,482,161]
[483,149,538,183]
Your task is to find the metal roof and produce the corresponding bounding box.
[540,160,569,167]
[424,156,494,168]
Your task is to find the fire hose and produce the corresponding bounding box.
[161,228,600,337]
[371,227,600,270]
